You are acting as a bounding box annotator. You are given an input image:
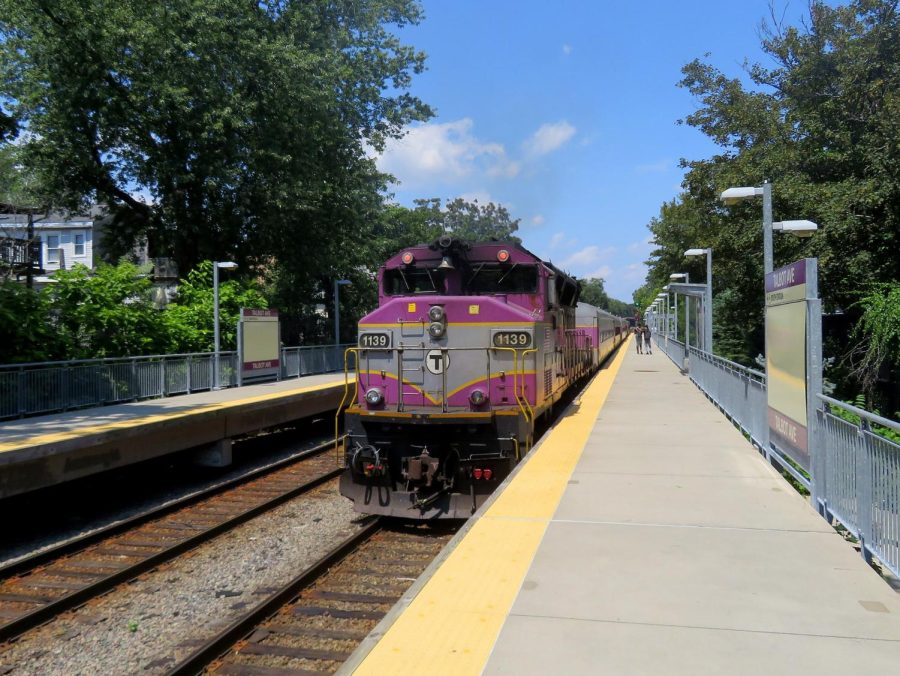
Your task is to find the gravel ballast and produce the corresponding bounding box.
[0,482,366,675]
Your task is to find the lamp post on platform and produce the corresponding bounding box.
[334,279,352,347]
[670,273,689,347]
[213,261,238,390]
[685,248,713,353]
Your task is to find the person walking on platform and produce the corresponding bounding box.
[643,325,652,354]
[634,325,643,354]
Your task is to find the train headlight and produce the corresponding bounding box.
[428,322,445,339]
[364,387,384,406]
[428,305,445,322]
[469,389,487,406]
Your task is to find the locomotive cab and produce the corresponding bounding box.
[339,237,619,519]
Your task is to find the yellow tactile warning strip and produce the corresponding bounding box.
[353,338,630,675]
[0,377,354,455]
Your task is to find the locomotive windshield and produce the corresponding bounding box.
[383,267,441,295]
[465,263,538,295]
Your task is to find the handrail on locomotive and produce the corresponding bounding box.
[335,343,537,464]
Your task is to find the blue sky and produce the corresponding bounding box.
[374,0,820,302]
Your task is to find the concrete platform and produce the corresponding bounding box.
[346,341,900,675]
[0,373,352,498]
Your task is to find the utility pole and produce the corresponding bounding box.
[26,209,34,289]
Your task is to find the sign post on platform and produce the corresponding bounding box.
[764,259,822,495]
[237,309,281,385]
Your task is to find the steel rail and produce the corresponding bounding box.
[0,435,344,582]
[164,518,382,676]
[0,443,345,643]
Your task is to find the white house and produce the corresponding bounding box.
[0,208,99,283]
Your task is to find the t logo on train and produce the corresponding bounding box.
[339,237,626,518]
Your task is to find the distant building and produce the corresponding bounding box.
[0,206,101,285]
[0,205,177,292]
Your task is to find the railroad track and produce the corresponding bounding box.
[166,519,457,675]
[0,438,345,643]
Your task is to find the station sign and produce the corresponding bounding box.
[765,259,818,471]
[238,308,280,382]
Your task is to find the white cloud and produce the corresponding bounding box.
[621,262,648,282]
[375,118,519,188]
[523,121,576,157]
[458,190,494,205]
[635,159,671,174]
[585,265,611,280]
[627,236,654,254]
[560,245,616,270]
[531,214,546,227]
[562,44,573,56]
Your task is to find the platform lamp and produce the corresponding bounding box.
[685,248,713,353]
[655,293,667,334]
[669,273,689,347]
[334,279,352,347]
[213,261,239,390]
[720,183,819,275]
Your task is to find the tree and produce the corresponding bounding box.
[0,0,432,279]
[642,0,900,406]
[405,197,522,243]
[579,278,610,308]
[163,261,269,353]
[0,280,60,362]
[44,261,175,358]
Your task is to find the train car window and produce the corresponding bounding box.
[383,267,440,295]
[465,264,538,294]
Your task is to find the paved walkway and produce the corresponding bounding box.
[348,340,900,675]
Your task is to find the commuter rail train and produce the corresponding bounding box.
[338,236,627,519]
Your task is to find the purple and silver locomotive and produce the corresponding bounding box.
[339,236,626,518]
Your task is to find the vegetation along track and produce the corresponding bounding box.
[166,519,456,675]
[0,438,344,643]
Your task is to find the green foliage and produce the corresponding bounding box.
[643,0,900,389]
[0,0,432,281]
[0,280,60,362]
[389,197,523,245]
[164,262,268,352]
[631,283,659,316]
[46,262,166,358]
[576,277,635,317]
[0,260,269,363]
[847,284,900,396]
[829,395,900,444]
[579,278,609,308]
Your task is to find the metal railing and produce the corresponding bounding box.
[0,344,353,420]
[658,336,900,578]
[816,396,900,577]
[683,345,768,451]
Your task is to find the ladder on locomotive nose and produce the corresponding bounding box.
[398,319,427,409]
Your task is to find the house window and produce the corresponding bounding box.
[46,235,60,263]
[74,233,85,256]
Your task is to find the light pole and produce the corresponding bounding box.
[721,182,774,274]
[662,285,670,339]
[334,279,352,347]
[670,273,689,347]
[213,261,238,389]
[685,248,713,353]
